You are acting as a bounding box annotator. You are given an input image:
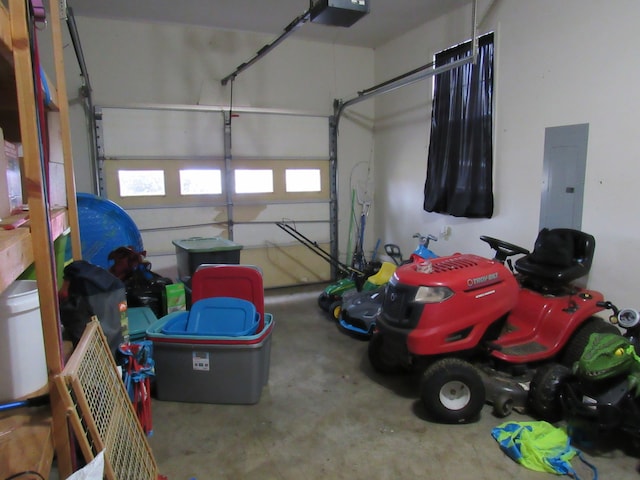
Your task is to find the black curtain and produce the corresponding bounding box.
[423,33,494,218]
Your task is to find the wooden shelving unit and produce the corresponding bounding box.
[0,0,80,477]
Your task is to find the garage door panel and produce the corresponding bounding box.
[139,232,170,255]
[233,222,329,248]
[139,227,227,256]
[240,244,330,287]
[233,203,329,223]
[101,108,224,157]
[231,115,328,157]
[127,206,228,232]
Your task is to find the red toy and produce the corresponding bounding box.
[369,229,618,423]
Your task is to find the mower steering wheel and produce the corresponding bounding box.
[384,243,403,265]
[479,236,530,263]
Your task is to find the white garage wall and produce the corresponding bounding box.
[373,0,640,308]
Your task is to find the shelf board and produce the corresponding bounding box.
[0,209,68,292]
[0,406,54,478]
[49,208,69,239]
[0,227,33,292]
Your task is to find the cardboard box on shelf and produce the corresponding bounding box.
[47,112,66,208]
[0,128,23,219]
[0,128,8,219]
[5,141,22,215]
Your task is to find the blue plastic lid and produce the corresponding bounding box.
[187,297,258,336]
[150,311,273,342]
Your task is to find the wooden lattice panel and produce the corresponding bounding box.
[55,319,158,479]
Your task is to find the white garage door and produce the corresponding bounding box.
[97,105,332,288]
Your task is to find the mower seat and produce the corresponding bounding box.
[363,261,396,289]
[514,228,595,286]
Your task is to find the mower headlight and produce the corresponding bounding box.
[414,286,454,303]
[618,308,640,329]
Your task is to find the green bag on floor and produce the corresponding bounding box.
[491,421,597,479]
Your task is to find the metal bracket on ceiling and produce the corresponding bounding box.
[220,8,312,86]
[220,0,370,86]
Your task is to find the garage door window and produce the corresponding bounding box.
[179,169,222,195]
[285,168,321,192]
[235,169,274,194]
[118,170,165,197]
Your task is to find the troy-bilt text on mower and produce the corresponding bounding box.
[368,228,618,423]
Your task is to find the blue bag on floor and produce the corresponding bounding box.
[491,421,597,479]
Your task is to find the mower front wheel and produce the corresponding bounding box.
[492,393,514,418]
[420,358,486,424]
[528,362,571,423]
[329,301,342,321]
[368,332,403,374]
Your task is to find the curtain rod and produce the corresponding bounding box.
[338,56,473,116]
[335,0,478,122]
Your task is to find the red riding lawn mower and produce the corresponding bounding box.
[368,228,619,423]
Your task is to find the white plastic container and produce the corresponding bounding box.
[0,280,48,402]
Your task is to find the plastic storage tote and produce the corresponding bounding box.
[172,237,243,280]
[146,312,274,404]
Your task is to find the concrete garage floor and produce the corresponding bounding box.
[148,286,639,480]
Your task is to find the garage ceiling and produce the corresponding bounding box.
[66,0,471,49]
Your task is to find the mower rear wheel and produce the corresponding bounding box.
[317,292,332,312]
[528,362,571,423]
[368,332,403,374]
[561,316,620,367]
[420,358,486,424]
